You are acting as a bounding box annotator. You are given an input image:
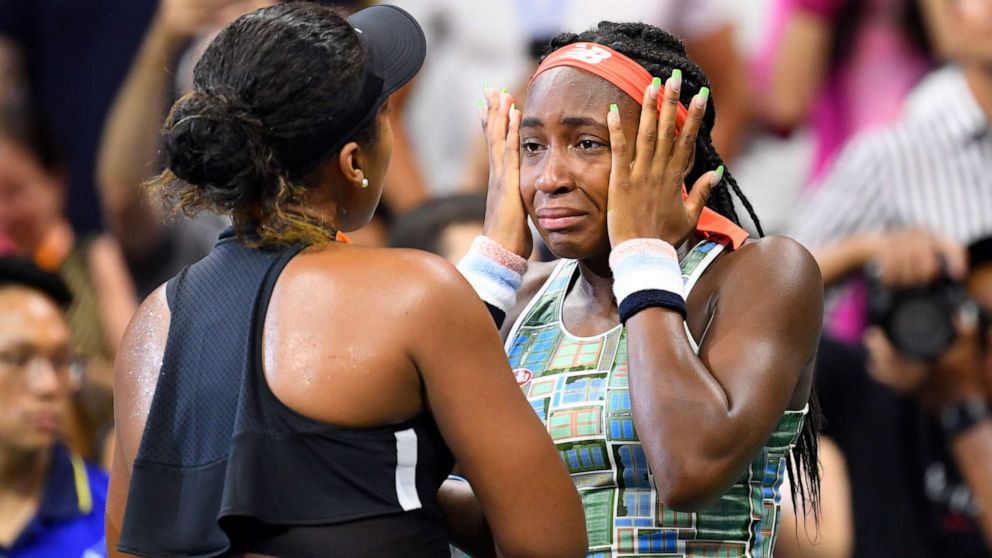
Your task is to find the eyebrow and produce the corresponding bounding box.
[520,115,607,130]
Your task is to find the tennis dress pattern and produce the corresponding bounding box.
[505,240,807,558]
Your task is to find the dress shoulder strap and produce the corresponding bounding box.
[680,239,727,352]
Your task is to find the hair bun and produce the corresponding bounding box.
[164,91,277,208]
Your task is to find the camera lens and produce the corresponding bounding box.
[888,295,956,360]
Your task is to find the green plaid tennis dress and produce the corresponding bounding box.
[505,240,808,558]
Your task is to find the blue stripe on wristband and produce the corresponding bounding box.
[457,237,526,314]
[609,239,686,324]
[618,289,687,323]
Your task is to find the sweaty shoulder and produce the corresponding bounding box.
[113,284,170,463]
[281,244,475,299]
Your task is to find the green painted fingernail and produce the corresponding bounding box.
[501,86,509,94]
[694,87,710,109]
[651,76,661,88]
[610,103,619,113]
[478,99,485,110]
[710,165,725,187]
[510,103,516,112]
[672,69,682,80]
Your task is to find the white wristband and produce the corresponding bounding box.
[609,238,686,321]
[456,236,528,312]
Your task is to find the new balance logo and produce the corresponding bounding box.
[559,43,612,64]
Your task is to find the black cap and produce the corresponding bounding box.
[348,4,426,99]
[282,4,426,177]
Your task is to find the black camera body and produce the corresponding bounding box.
[867,273,969,361]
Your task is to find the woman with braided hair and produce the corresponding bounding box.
[455,21,824,557]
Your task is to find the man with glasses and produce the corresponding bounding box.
[0,256,107,558]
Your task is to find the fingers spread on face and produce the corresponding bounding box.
[484,86,514,164]
[667,87,708,192]
[631,78,661,180]
[607,103,630,195]
[652,70,682,177]
[504,104,521,175]
[686,166,721,222]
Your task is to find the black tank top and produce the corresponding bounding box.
[118,230,455,557]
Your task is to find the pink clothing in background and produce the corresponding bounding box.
[755,0,931,343]
[754,0,931,185]
[0,233,17,256]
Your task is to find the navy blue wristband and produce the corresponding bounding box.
[618,289,687,324]
[485,302,506,329]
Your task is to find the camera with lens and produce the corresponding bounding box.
[867,268,971,361]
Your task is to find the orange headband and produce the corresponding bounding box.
[529,43,749,249]
[530,43,689,130]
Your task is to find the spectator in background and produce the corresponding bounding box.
[98,0,371,295]
[389,0,751,205]
[0,256,108,558]
[389,194,486,263]
[97,0,277,296]
[780,237,992,558]
[753,0,937,185]
[780,0,989,343]
[780,1,992,555]
[786,0,990,343]
[0,102,136,465]
[0,0,158,234]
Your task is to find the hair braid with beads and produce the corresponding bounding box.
[542,21,822,521]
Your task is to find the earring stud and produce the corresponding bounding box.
[361,178,369,189]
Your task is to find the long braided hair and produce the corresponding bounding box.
[542,21,822,521]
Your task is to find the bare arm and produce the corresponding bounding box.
[626,238,822,510]
[685,24,751,161]
[599,73,823,510]
[776,435,853,558]
[758,10,833,133]
[411,259,586,558]
[811,232,881,286]
[86,235,138,355]
[437,478,496,558]
[97,0,229,257]
[97,19,184,256]
[813,229,966,288]
[106,286,170,558]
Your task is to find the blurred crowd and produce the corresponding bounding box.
[0,0,990,557]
